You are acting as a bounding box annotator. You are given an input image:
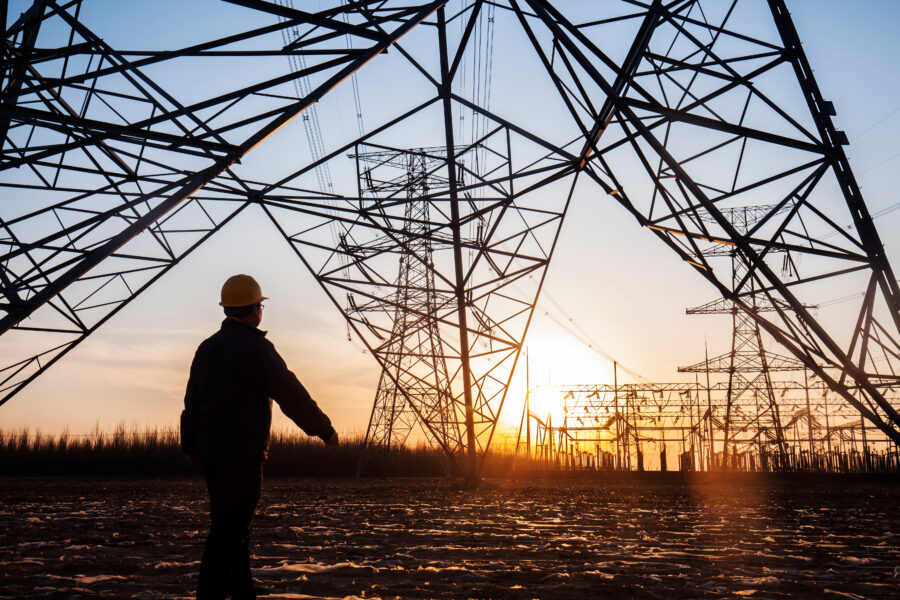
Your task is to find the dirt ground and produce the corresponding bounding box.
[1,476,898,599]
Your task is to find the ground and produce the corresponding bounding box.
[1,476,898,599]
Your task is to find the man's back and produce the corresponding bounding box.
[181,318,334,461]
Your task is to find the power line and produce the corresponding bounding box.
[852,105,900,142]
[538,290,650,382]
[277,0,335,194]
[341,0,366,138]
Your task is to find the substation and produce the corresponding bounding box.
[2,1,900,480]
[514,380,900,474]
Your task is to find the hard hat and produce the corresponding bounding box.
[219,274,268,307]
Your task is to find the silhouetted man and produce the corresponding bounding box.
[181,274,338,600]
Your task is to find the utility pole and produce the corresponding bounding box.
[526,349,531,461]
[614,361,621,470]
[803,368,815,470]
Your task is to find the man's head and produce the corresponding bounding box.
[220,274,267,328]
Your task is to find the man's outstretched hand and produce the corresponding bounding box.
[325,430,340,446]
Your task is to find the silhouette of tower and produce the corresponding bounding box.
[680,206,807,468]
[350,147,462,474]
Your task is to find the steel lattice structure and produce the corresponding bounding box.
[0,0,446,401]
[3,0,900,480]
[350,146,462,474]
[679,204,805,463]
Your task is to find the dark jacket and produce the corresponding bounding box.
[180,318,334,460]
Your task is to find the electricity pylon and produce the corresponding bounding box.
[680,206,807,468]
[3,1,900,482]
[350,147,462,475]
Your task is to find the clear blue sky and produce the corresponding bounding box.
[3,1,900,438]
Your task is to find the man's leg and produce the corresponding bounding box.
[197,456,262,600]
[227,461,261,600]
[227,536,256,599]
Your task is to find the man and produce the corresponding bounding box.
[181,274,338,600]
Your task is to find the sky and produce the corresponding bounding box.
[3,0,900,442]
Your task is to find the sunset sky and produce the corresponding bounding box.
[3,0,900,441]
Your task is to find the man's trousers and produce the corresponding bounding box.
[198,455,263,600]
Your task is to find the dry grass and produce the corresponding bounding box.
[0,426,550,478]
[0,425,187,476]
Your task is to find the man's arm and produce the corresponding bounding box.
[180,349,202,457]
[260,340,336,443]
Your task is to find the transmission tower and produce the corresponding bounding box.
[350,146,463,474]
[680,205,808,468]
[3,1,900,482]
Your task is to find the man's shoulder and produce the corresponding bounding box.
[195,331,218,351]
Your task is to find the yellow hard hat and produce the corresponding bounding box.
[219,274,268,307]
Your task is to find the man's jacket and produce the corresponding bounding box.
[180,318,335,460]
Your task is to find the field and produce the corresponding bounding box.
[2,476,898,599]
